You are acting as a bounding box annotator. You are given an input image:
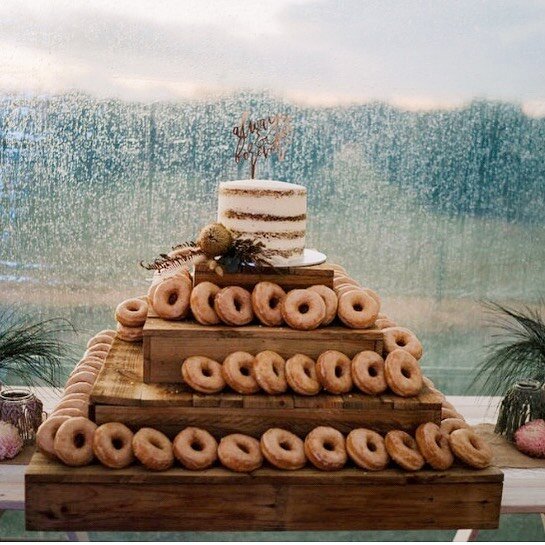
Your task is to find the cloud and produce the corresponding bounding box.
[0,0,544,109]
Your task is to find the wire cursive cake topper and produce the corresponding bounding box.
[233,112,292,179]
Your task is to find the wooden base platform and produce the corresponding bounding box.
[90,339,442,436]
[143,318,384,383]
[25,453,503,532]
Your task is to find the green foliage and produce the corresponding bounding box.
[0,307,75,388]
[473,301,545,396]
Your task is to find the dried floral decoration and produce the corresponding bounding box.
[140,226,274,275]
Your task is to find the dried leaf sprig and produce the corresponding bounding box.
[140,241,204,272]
[216,238,274,273]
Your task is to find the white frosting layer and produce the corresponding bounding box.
[217,179,307,265]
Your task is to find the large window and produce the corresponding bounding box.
[1,0,544,393]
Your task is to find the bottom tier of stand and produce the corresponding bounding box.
[26,453,502,532]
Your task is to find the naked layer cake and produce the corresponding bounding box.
[217,179,307,266]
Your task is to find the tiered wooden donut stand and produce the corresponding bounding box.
[25,264,503,532]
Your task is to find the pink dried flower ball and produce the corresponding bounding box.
[0,421,24,461]
[514,419,545,458]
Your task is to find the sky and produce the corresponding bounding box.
[1,0,545,113]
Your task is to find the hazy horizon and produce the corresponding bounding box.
[2,0,545,114]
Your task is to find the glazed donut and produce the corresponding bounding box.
[64,382,93,396]
[86,334,114,349]
[83,351,108,361]
[308,285,338,325]
[55,399,89,416]
[181,356,225,394]
[60,392,89,403]
[214,286,254,326]
[384,430,425,471]
[375,317,397,329]
[336,285,360,298]
[53,417,97,467]
[173,427,218,470]
[440,418,470,436]
[65,370,97,388]
[346,429,389,471]
[148,271,187,304]
[260,428,306,470]
[280,289,326,331]
[285,354,321,396]
[152,275,191,320]
[351,351,387,395]
[69,362,99,378]
[85,343,112,356]
[132,428,174,471]
[190,282,221,325]
[52,407,86,417]
[333,276,360,289]
[77,358,103,371]
[115,298,148,327]
[71,364,99,377]
[384,349,423,397]
[415,422,454,470]
[251,282,286,326]
[383,327,423,360]
[316,350,353,394]
[253,351,287,394]
[36,415,70,458]
[218,433,263,472]
[304,426,347,471]
[449,428,492,469]
[222,352,260,394]
[337,290,379,329]
[116,323,143,342]
[93,422,134,469]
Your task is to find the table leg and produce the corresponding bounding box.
[541,513,545,532]
[453,528,480,541]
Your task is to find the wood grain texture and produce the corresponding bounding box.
[143,318,384,383]
[94,405,440,438]
[25,453,503,532]
[91,340,442,437]
[193,262,334,290]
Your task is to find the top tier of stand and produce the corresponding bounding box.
[193,262,334,290]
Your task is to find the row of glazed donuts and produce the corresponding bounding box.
[37,419,492,472]
[193,281,382,330]
[146,268,383,330]
[46,329,116,420]
[36,329,117,458]
[181,347,423,397]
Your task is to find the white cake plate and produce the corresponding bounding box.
[278,248,327,268]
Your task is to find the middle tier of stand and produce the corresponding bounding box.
[91,339,442,437]
[143,318,384,383]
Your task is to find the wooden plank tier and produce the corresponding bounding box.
[193,262,334,290]
[91,339,442,437]
[143,318,384,383]
[26,452,503,532]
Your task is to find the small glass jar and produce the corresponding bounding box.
[0,389,44,444]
